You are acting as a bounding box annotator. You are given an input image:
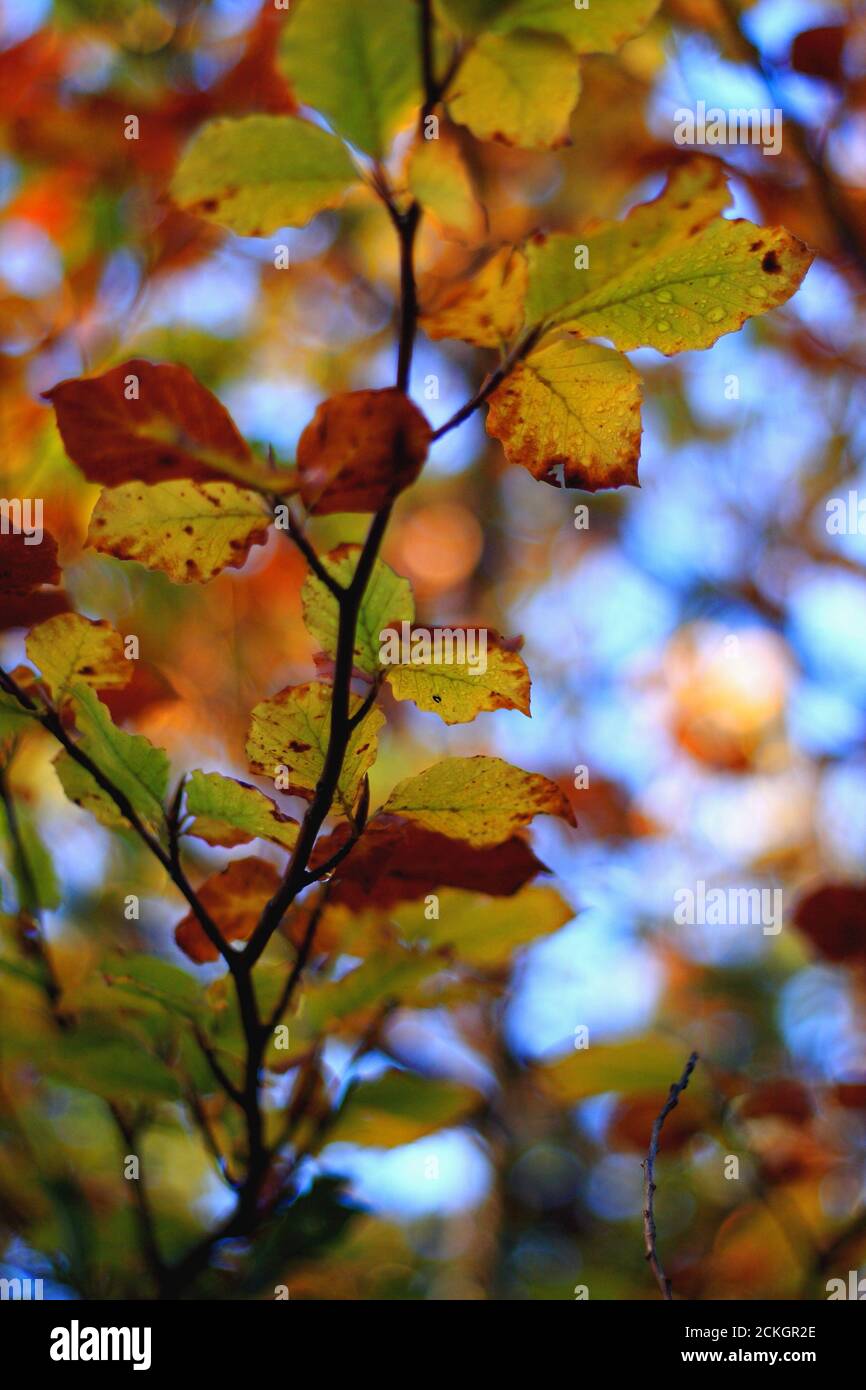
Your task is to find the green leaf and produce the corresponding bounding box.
[301,545,415,676]
[26,613,131,705]
[525,158,814,355]
[278,0,422,158]
[87,479,271,585]
[24,1028,181,1102]
[540,1036,699,1103]
[0,692,39,747]
[185,770,299,851]
[101,954,203,1019]
[394,884,573,966]
[246,682,384,817]
[54,684,168,832]
[0,796,60,912]
[382,755,575,846]
[171,114,358,235]
[441,0,661,52]
[486,336,643,490]
[327,1071,481,1148]
[447,31,581,149]
[407,135,484,238]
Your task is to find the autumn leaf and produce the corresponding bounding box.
[87,480,272,585]
[0,528,68,633]
[794,883,866,964]
[175,857,281,964]
[171,114,357,235]
[408,135,484,240]
[394,883,573,966]
[421,246,528,348]
[297,390,432,515]
[326,1071,481,1148]
[184,770,299,852]
[486,336,643,490]
[313,812,547,909]
[540,1036,699,1103]
[246,682,384,816]
[45,360,288,492]
[441,0,662,52]
[54,684,168,832]
[382,755,576,846]
[525,158,815,354]
[447,31,581,149]
[384,630,532,723]
[278,0,421,160]
[301,546,415,676]
[26,613,132,707]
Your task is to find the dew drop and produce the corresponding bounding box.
[656,289,672,303]
[656,320,671,333]
[707,306,725,323]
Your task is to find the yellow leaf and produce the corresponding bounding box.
[87,480,271,584]
[486,336,643,490]
[394,884,573,966]
[301,546,415,676]
[384,634,531,723]
[408,135,484,241]
[26,614,132,705]
[441,0,661,54]
[246,682,384,817]
[540,1036,702,1103]
[421,246,528,348]
[383,755,575,846]
[525,158,814,354]
[447,31,580,150]
[171,114,357,235]
[185,770,299,851]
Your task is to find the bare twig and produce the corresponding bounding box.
[643,1051,699,1300]
[431,324,546,441]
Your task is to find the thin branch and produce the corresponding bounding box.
[280,504,346,601]
[0,666,234,974]
[642,1051,699,1301]
[719,0,866,280]
[431,324,546,441]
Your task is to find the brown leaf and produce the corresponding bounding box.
[790,25,847,82]
[739,1079,814,1124]
[174,857,281,964]
[44,359,255,489]
[793,883,866,965]
[0,529,60,594]
[311,812,547,910]
[608,1094,703,1154]
[297,389,432,515]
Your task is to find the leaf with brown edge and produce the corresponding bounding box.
[184,769,299,852]
[26,613,132,707]
[393,883,573,967]
[446,31,581,150]
[174,857,281,964]
[87,480,272,585]
[383,629,531,724]
[421,246,528,349]
[44,360,292,492]
[311,811,547,910]
[297,389,432,515]
[382,755,576,847]
[246,682,384,817]
[525,158,815,355]
[486,336,643,490]
[794,883,866,964]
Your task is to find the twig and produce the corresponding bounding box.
[431,324,545,441]
[643,1051,699,1300]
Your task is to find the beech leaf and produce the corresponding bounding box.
[382,755,576,846]
[26,613,132,706]
[301,545,415,676]
[174,857,281,964]
[421,246,528,349]
[297,389,432,515]
[185,770,299,852]
[447,31,581,149]
[384,631,532,724]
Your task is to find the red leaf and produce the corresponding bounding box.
[44,360,255,488]
[794,883,866,964]
[790,25,847,82]
[297,390,432,515]
[312,812,547,910]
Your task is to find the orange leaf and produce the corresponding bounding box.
[174,857,281,964]
[297,389,432,515]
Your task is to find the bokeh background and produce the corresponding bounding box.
[2,0,866,1299]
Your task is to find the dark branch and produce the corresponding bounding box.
[642,1051,699,1301]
